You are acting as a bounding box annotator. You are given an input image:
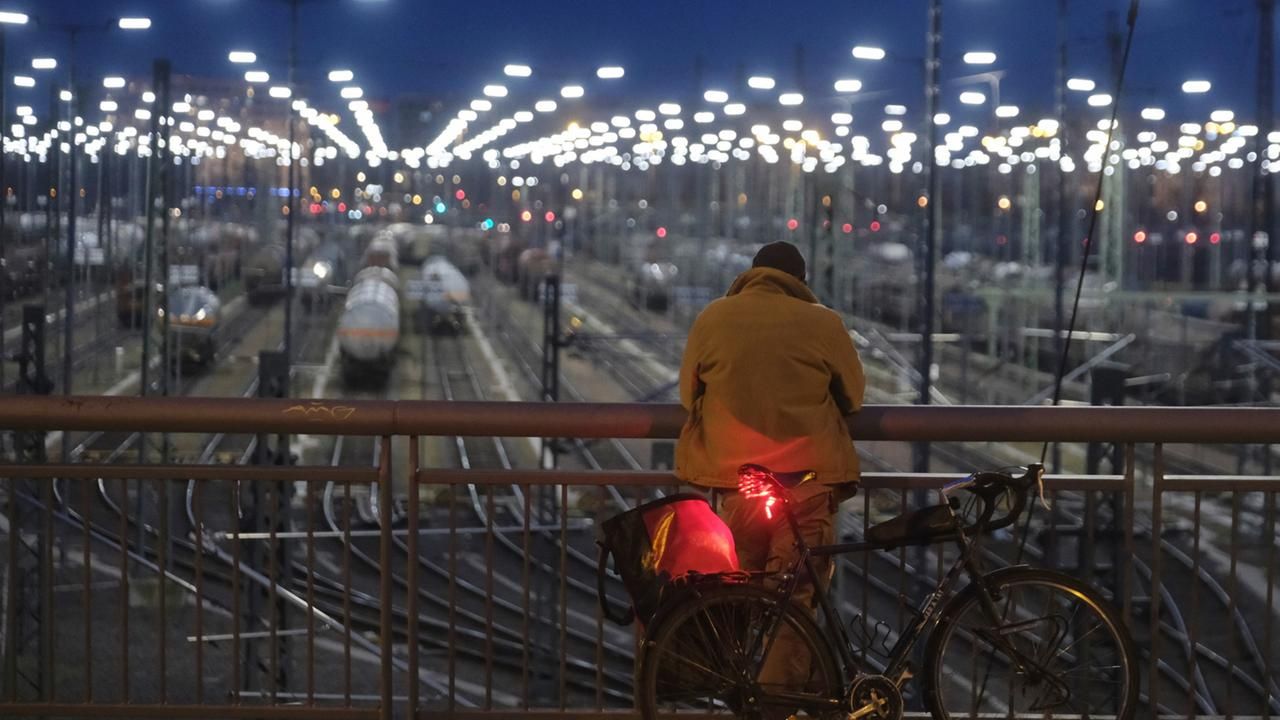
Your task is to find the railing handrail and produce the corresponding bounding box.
[2,395,1279,443]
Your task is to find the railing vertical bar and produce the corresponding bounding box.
[1123,443,1135,623]
[305,476,316,706]
[1227,491,1241,719]
[268,477,279,704]
[559,482,568,710]
[378,436,393,720]
[4,477,15,702]
[39,480,53,703]
[484,485,495,708]
[406,437,421,717]
[521,483,532,710]
[157,477,168,704]
[342,477,353,706]
[1191,490,1202,716]
[119,479,130,704]
[1150,443,1164,715]
[1266,490,1275,720]
[896,488,907,628]
[231,482,242,706]
[448,482,458,711]
[860,489,870,669]
[81,478,92,702]
[595,485,605,710]
[194,481,204,705]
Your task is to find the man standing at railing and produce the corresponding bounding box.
[675,240,865,693]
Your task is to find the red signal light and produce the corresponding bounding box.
[544,211,556,223]
[309,202,322,215]
[786,218,799,231]
[655,226,667,238]
[337,202,347,212]
[1185,231,1198,245]
[1210,232,1221,244]
[1134,230,1146,244]
[995,234,1008,246]
[841,222,853,234]
[869,220,881,232]
[455,189,466,200]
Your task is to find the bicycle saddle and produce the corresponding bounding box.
[737,464,815,489]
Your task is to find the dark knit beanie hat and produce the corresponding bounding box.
[751,241,806,282]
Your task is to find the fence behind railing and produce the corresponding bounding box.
[0,397,1277,719]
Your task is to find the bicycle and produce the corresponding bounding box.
[635,463,1139,720]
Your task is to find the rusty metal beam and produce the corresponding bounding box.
[3,395,1280,444]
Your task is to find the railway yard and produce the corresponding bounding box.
[1,217,1278,715]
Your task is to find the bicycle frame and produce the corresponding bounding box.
[743,493,1021,701]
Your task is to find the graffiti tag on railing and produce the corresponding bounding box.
[283,402,357,421]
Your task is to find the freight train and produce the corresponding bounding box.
[338,235,402,386]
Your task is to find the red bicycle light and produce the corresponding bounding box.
[738,466,780,519]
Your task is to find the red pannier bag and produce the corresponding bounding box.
[597,494,739,626]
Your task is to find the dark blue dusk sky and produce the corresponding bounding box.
[4,0,1272,141]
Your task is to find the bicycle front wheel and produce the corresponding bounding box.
[923,567,1138,720]
[636,583,842,720]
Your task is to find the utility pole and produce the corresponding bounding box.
[914,0,941,474]
[1052,0,1069,473]
[1248,0,1275,477]
[283,0,299,370]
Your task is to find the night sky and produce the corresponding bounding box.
[3,0,1273,140]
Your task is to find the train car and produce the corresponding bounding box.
[419,256,470,333]
[628,261,679,312]
[299,239,351,312]
[166,285,222,369]
[361,233,400,273]
[244,227,319,303]
[486,231,526,283]
[338,266,401,386]
[516,247,553,301]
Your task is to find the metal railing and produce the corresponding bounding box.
[0,396,1278,719]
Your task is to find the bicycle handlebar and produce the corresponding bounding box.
[942,463,1044,536]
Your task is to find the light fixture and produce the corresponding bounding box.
[1067,77,1095,92]
[833,79,862,93]
[245,70,269,83]
[269,86,292,99]
[328,69,354,83]
[341,86,363,99]
[747,76,775,90]
[228,50,256,64]
[103,76,126,89]
[13,75,34,88]
[962,51,997,65]
[851,46,886,60]
[117,17,151,30]
[0,10,29,24]
[596,66,624,79]
[778,92,803,106]
[560,85,584,98]
[1182,79,1211,94]
[504,64,532,77]
[31,58,57,70]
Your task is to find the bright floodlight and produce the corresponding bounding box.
[61,90,74,102]
[831,112,852,125]
[724,102,746,116]
[228,50,256,64]
[470,99,492,111]
[1088,93,1112,107]
[103,76,126,89]
[560,85,584,99]
[747,76,775,90]
[658,102,681,115]
[596,66,625,79]
[514,110,533,122]
[834,79,862,93]
[693,111,714,123]
[268,86,292,99]
[328,69,354,83]
[341,86,363,99]
[32,58,57,70]
[99,100,118,112]
[0,11,29,23]
[962,51,997,65]
[885,104,907,116]
[504,64,532,78]
[535,99,557,112]
[851,46,886,60]
[483,84,508,98]
[933,112,951,125]
[245,70,269,83]
[13,75,34,88]
[1210,109,1234,123]
[779,92,803,106]
[1141,107,1166,121]
[117,17,151,30]
[704,89,729,103]
[995,105,1020,118]
[1066,77,1095,92]
[1182,79,1211,94]
[959,91,985,105]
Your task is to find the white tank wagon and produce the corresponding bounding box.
[337,266,401,385]
[362,233,400,273]
[419,256,471,333]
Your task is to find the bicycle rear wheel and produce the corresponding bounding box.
[636,583,842,720]
[923,567,1138,719]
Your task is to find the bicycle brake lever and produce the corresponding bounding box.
[1033,465,1050,510]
